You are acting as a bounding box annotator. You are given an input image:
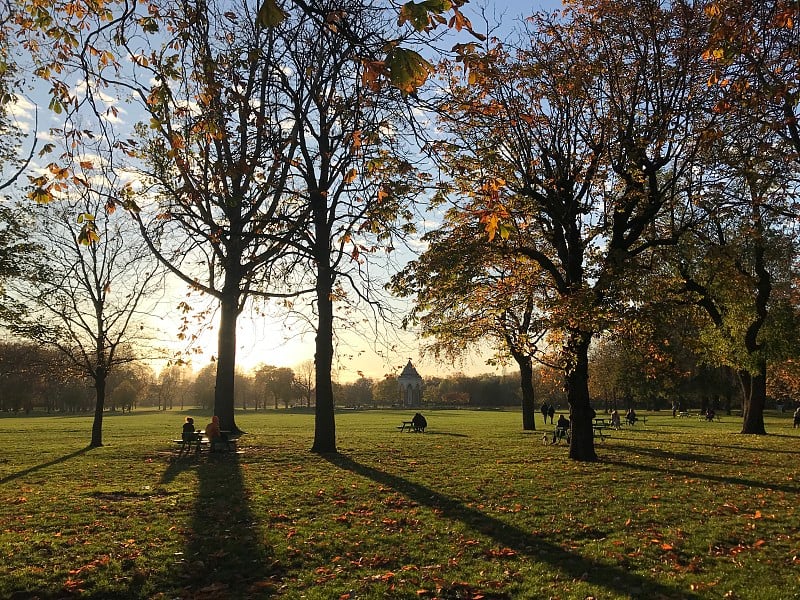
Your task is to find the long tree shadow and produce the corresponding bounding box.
[0,446,91,485]
[325,453,701,600]
[617,433,800,456]
[163,453,282,598]
[602,454,800,495]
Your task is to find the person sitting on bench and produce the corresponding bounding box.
[411,412,427,432]
[205,415,229,450]
[182,417,197,442]
[626,408,638,426]
[552,414,570,444]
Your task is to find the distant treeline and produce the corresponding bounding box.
[1,340,797,415]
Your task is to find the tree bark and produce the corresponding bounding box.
[311,199,337,454]
[515,354,536,431]
[90,366,106,447]
[214,287,243,434]
[566,331,598,462]
[739,364,767,435]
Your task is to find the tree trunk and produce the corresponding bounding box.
[214,288,243,434]
[739,364,767,435]
[516,355,536,431]
[311,197,337,454]
[565,331,597,462]
[90,367,106,447]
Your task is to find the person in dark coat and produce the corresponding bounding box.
[547,404,555,425]
[411,412,427,432]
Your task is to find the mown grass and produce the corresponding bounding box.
[1,408,799,599]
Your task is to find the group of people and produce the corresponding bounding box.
[540,403,556,424]
[181,415,226,449]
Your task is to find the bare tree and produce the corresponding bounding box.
[4,188,165,446]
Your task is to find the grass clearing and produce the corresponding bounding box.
[1,409,799,599]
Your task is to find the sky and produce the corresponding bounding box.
[4,0,565,383]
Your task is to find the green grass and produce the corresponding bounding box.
[1,409,799,599]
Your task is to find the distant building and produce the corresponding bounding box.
[398,359,423,407]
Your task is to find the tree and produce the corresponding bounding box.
[372,374,398,406]
[703,1,800,158]
[339,376,374,407]
[192,363,217,410]
[434,1,712,460]
[154,363,193,410]
[99,0,317,435]
[668,137,799,434]
[253,364,296,409]
[391,207,550,430]
[294,358,315,408]
[276,0,424,453]
[4,191,164,446]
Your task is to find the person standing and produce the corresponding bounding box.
[547,404,555,425]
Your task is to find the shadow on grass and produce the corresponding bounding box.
[613,433,800,456]
[171,452,281,598]
[0,446,91,485]
[326,453,700,600]
[422,431,469,438]
[603,454,800,495]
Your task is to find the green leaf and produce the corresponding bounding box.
[385,48,433,93]
[48,96,63,115]
[398,0,452,31]
[257,0,287,27]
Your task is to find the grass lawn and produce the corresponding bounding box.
[1,408,799,599]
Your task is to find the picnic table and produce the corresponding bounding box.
[397,421,425,433]
[173,430,238,454]
[592,423,610,441]
[544,422,610,444]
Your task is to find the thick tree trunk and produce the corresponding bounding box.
[566,332,597,462]
[739,363,767,435]
[214,289,243,434]
[516,355,536,431]
[90,367,106,447]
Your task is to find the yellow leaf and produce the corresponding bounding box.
[344,168,358,183]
